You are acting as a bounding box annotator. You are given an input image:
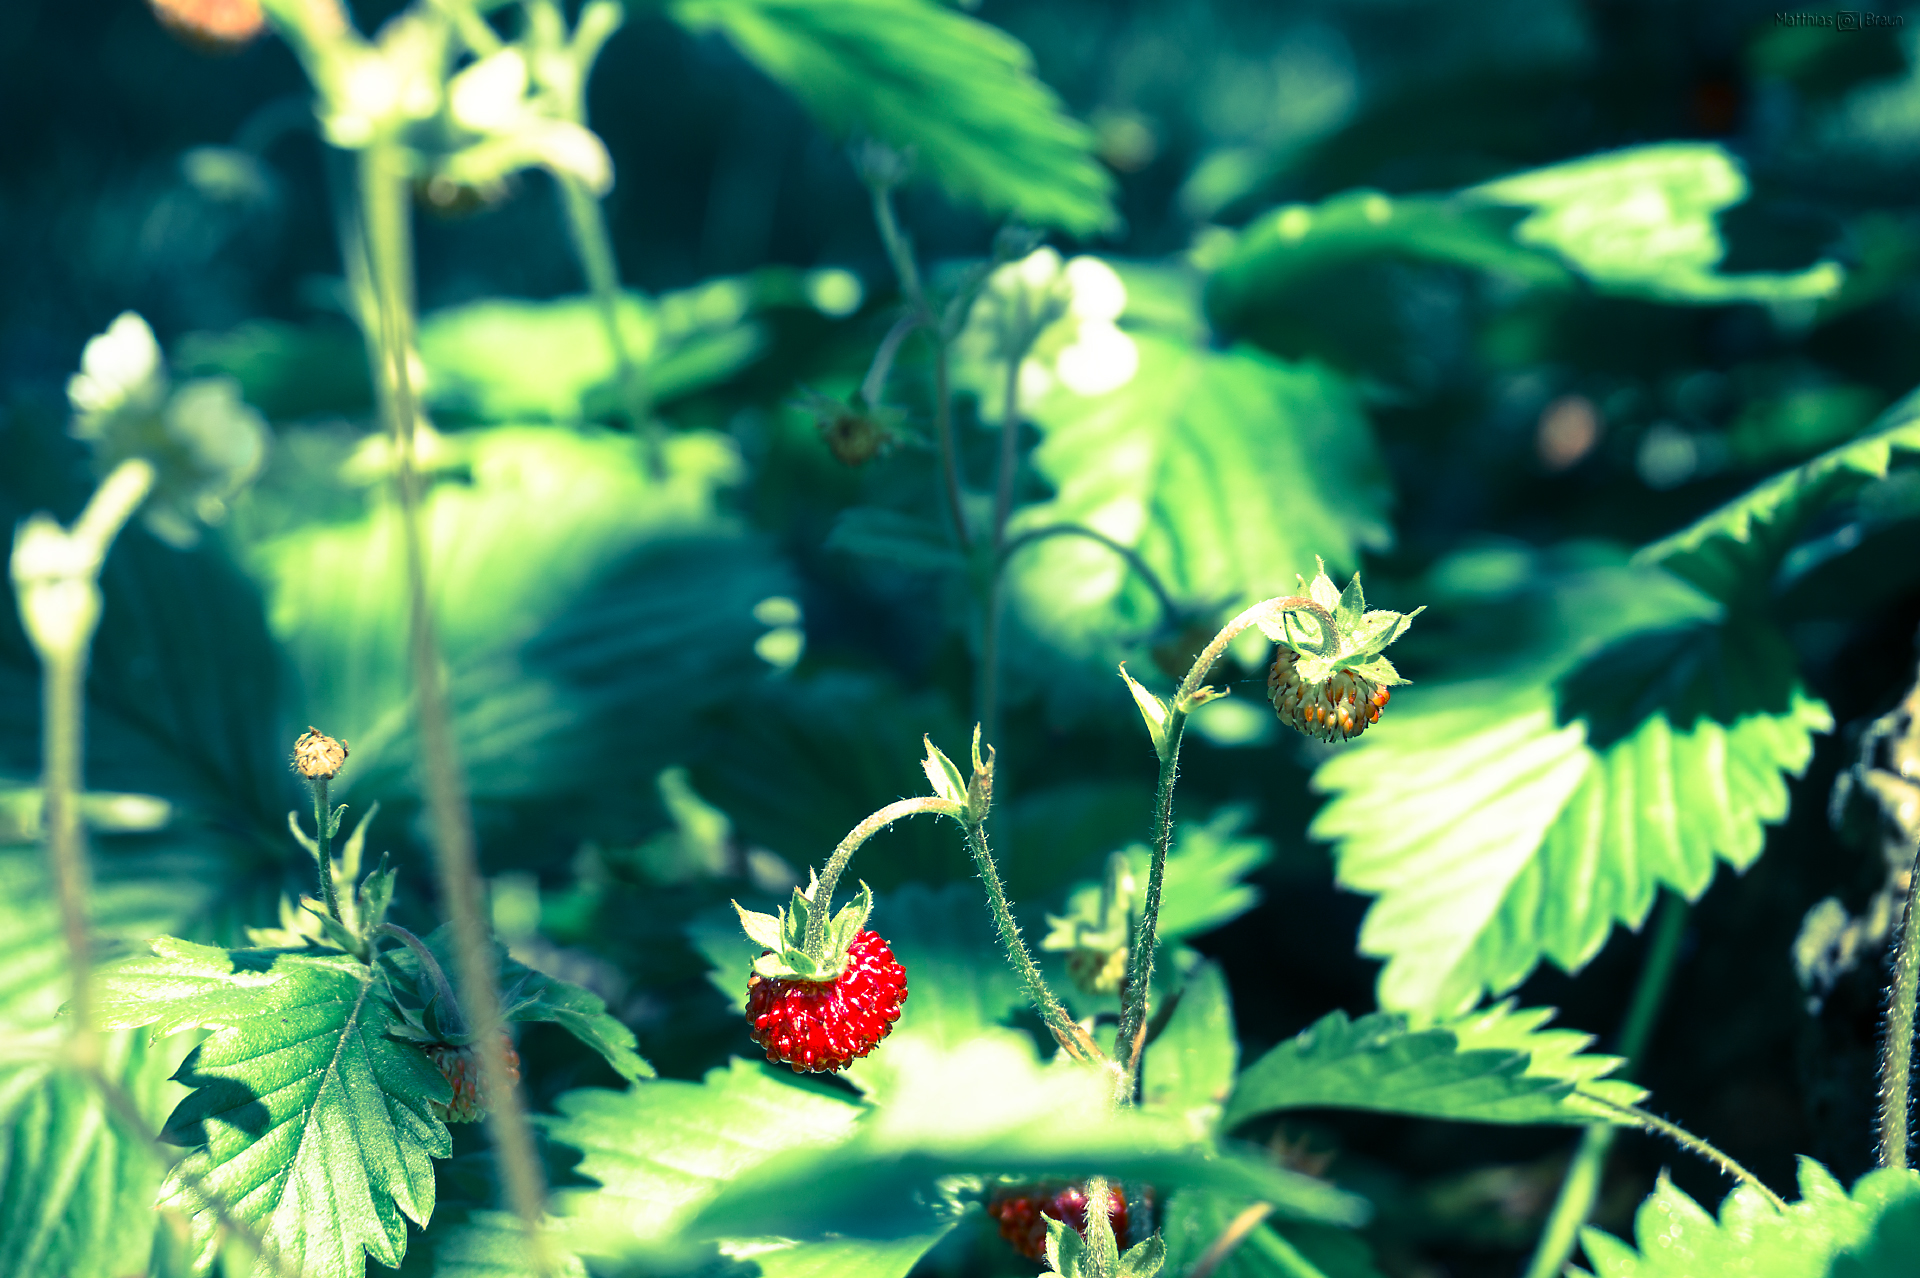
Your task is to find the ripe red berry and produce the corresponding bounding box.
[747,929,907,1073]
[423,1033,521,1123]
[986,1181,1143,1262]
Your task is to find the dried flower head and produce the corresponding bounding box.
[292,728,349,781]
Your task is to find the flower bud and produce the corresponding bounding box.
[292,728,349,781]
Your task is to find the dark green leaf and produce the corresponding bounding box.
[1143,961,1237,1116]
[669,0,1115,235]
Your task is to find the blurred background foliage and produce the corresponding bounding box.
[9,0,1920,1275]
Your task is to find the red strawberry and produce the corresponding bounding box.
[747,929,907,1073]
[424,1033,521,1123]
[987,1181,1144,1262]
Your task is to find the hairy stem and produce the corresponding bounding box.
[803,796,957,959]
[1084,1176,1119,1277]
[1523,891,1690,1278]
[358,143,554,1277]
[309,777,343,922]
[1115,703,1186,1096]
[959,818,1102,1064]
[1882,844,1920,1169]
[1581,1094,1787,1212]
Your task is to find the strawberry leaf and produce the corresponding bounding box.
[666,0,1114,235]
[1312,550,1829,1017]
[1223,1002,1643,1132]
[1142,961,1237,1117]
[1638,391,1920,606]
[395,1207,587,1278]
[1583,1162,1920,1278]
[94,938,452,1278]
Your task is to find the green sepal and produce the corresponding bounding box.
[965,725,994,822]
[1117,1236,1167,1278]
[1258,557,1423,686]
[1120,663,1172,758]
[733,900,786,952]
[286,810,321,859]
[300,898,362,955]
[828,881,876,951]
[1335,571,1366,631]
[358,853,397,938]
[1045,1217,1091,1278]
[922,734,968,805]
[327,802,347,839]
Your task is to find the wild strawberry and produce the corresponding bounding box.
[987,1181,1146,1262]
[747,929,907,1073]
[423,1033,521,1123]
[148,0,266,49]
[1256,558,1420,744]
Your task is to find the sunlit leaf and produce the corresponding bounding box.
[249,426,785,804]
[1224,1002,1642,1131]
[1008,326,1391,667]
[394,1207,586,1278]
[545,1058,864,1263]
[94,938,452,1278]
[669,0,1114,235]
[1582,1162,1920,1278]
[1313,551,1830,1017]
[1467,143,1844,305]
[691,1034,1368,1240]
[1638,391,1920,605]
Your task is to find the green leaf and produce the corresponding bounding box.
[94,938,452,1278]
[1637,391,1920,605]
[416,278,789,424]
[1142,961,1237,1117]
[691,1034,1368,1240]
[825,507,966,573]
[1582,1161,1920,1278]
[0,1031,191,1278]
[720,1232,957,1278]
[1466,143,1844,305]
[1312,553,1831,1018]
[1222,1002,1643,1132]
[545,1058,865,1264]
[668,0,1114,235]
[248,426,785,804]
[1007,331,1391,667]
[395,1207,586,1278]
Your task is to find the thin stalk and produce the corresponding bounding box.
[868,181,968,548]
[557,173,652,434]
[1582,1094,1788,1212]
[976,347,1029,744]
[992,349,1022,550]
[1522,891,1690,1278]
[357,143,555,1277]
[860,311,918,408]
[1187,1202,1276,1278]
[1000,523,1180,624]
[1242,1221,1335,1278]
[959,818,1102,1064]
[1881,843,1920,1169]
[44,641,93,1060]
[309,777,343,921]
[802,796,956,959]
[1115,595,1329,1101]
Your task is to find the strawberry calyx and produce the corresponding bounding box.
[733,877,876,983]
[1255,556,1424,692]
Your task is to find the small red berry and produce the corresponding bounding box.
[986,1181,1144,1262]
[747,929,907,1073]
[423,1032,521,1123]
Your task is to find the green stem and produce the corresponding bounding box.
[868,181,968,549]
[357,143,555,1278]
[1083,1176,1119,1278]
[558,173,652,434]
[1243,1220,1334,1278]
[377,923,467,1032]
[1882,844,1920,1170]
[999,523,1180,624]
[1591,1098,1788,1213]
[44,642,93,1059]
[1522,891,1689,1278]
[1115,702,1186,1094]
[802,796,956,960]
[309,777,343,921]
[959,818,1102,1064]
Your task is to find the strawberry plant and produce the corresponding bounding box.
[11,3,1920,1278]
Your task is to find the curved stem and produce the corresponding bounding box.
[1882,843,1920,1169]
[860,311,917,409]
[802,796,959,959]
[999,523,1180,623]
[1176,594,1326,708]
[358,143,555,1277]
[1523,891,1690,1278]
[1581,1094,1787,1213]
[993,351,1022,551]
[958,817,1102,1064]
[558,174,652,435]
[377,922,466,1033]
